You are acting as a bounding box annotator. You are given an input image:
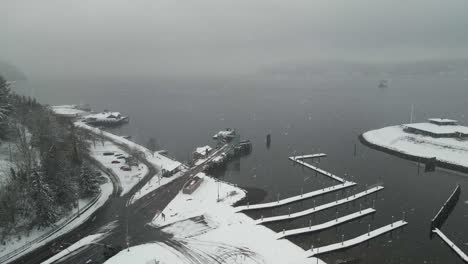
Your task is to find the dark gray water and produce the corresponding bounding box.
[18,75,468,263]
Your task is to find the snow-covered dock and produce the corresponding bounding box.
[277,208,376,239]
[291,153,327,160]
[257,186,384,224]
[307,220,407,257]
[235,181,356,212]
[289,157,346,183]
[432,228,468,263]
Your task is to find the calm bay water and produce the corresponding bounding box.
[19,75,468,263]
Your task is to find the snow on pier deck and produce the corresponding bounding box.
[291,153,327,160]
[289,156,345,183]
[276,208,376,239]
[307,220,407,257]
[256,186,384,225]
[235,181,356,212]
[432,228,468,263]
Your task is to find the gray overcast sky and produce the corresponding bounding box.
[2,0,468,78]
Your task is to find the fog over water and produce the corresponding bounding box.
[2,0,468,79]
[3,1,468,263]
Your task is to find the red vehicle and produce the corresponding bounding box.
[111,160,120,164]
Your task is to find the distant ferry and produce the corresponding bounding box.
[378,80,388,88]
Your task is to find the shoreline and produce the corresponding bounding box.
[358,134,468,175]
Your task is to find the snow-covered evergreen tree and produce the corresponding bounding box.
[79,165,100,197]
[30,171,58,227]
[0,76,11,138]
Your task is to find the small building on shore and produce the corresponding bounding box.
[193,145,213,160]
[404,118,468,138]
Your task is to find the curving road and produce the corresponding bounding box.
[12,137,231,264]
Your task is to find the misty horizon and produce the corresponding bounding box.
[2,0,468,79]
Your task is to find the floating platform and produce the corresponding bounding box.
[277,208,376,239]
[289,156,346,183]
[432,228,468,263]
[256,186,384,224]
[307,220,407,257]
[235,181,356,212]
[291,153,327,160]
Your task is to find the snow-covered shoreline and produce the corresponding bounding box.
[0,175,113,264]
[105,173,325,264]
[361,125,468,174]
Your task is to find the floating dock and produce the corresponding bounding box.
[291,153,327,160]
[307,220,407,257]
[289,156,346,183]
[432,228,468,263]
[277,208,376,239]
[235,181,356,212]
[256,186,383,224]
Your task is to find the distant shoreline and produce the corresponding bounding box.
[358,134,468,175]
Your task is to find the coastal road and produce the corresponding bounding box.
[13,141,231,264]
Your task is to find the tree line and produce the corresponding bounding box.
[0,76,100,240]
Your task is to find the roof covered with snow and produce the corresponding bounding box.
[428,118,458,123]
[152,152,182,172]
[428,118,458,125]
[84,112,122,120]
[195,145,212,156]
[213,129,235,139]
[404,122,468,135]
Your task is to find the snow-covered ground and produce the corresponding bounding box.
[129,170,185,205]
[76,122,184,173]
[90,140,148,196]
[41,233,107,264]
[362,125,468,169]
[50,105,88,117]
[0,176,113,263]
[104,173,325,264]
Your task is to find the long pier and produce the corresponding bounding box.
[235,181,356,212]
[256,186,383,224]
[277,208,376,239]
[289,156,346,183]
[432,228,468,263]
[307,220,407,257]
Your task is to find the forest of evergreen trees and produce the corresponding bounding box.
[0,75,100,240]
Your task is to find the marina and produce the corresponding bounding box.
[307,220,408,257]
[276,208,376,239]
[256,186,384,224]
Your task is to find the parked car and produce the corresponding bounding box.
[120,166,131,171]
[111,160,120,164]
[103,152,114,156]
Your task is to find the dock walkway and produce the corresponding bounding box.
[289,156,345,183]
[292,153,327,160]
[235,181,356,212]
[256,186,383,224]
[307,220,407,257]
[277,208,376,239]
[433,228,468,263]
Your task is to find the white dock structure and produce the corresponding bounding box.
[432,228,468,263]
[277,208,376,239]
[256,186,384,225]
[235,181,356,212]
[291,153,327,160]
[307,220,408,257]
[289,156,346,183]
